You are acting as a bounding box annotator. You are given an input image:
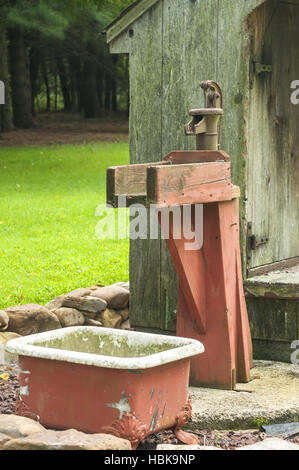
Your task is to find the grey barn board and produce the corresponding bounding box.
[106,0,299,342]
[247,1,299,268]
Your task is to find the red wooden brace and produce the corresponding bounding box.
[158,180,252,390]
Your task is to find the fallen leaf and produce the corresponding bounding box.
[0,373,9,381]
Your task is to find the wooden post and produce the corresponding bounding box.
[106,153,253,390]
[162,197,252,389]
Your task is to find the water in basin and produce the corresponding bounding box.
[32,328,182,358]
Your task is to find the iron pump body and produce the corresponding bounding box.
[185,81,223,151]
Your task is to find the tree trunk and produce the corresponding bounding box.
[69,63,77,111]
[0,28,13,132]
[9,28,33,129]
[42,58,51,112]
[96,67,103,110]
[104,72,111,114]
[56,56,71,112]
[54,71,58,112]
[82,56,99,118]
[29,47,40,116]
[69,56,82,112]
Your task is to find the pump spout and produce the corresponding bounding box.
[185,81,223,151]
[185,115,207,136]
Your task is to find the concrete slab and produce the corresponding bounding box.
[245,264,299,299]
[189,361,299,430]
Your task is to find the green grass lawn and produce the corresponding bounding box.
[0,141,130,310]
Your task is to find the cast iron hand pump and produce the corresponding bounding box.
[107,81,253,390]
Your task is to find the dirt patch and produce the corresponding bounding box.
[0,113,129,147]
[138,428,266,450]
[0,363,19,415]
[138,428,299,449]
[1,362,298,450]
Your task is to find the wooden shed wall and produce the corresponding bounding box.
[247,1,299,269]
[108,0,273,332]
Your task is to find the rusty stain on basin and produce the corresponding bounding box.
[6,327,204,447]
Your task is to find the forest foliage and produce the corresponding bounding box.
[0,0,135,131]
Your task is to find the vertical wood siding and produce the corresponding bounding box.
[108,0,299,331]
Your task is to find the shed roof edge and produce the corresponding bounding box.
[104,0,161,43]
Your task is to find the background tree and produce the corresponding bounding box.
[0,26,13,132]
[0,0,134,131]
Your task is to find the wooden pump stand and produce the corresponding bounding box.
[107,81,253,390]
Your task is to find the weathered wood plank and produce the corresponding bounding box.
[250,338,296,363]
[107,151,233,207]
[147,162,232,206]
[216,0,261,276]
[106,0,267,46]
[128,1,163,330]
[109,35,131,55]
[107,161,169,206]
[247,298,298,342]
[159,0,220,331]
[106,0,161,44]
[246,1,299,268]
[163,150,230,164]
[106,0,299,334]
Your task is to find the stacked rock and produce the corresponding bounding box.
[0,415,132,450]
[46,282,130,331]
[0,310,9,332]
[0,282,130,360]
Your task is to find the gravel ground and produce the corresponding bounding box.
[1,362,298,450]
[138,428,269,450]
[0,363,19,415]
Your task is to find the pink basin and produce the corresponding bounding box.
[6,326,204,448]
